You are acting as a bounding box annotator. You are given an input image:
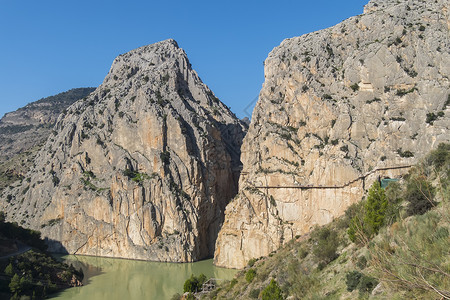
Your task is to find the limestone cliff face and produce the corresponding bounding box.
[0,88,95,192]
[0,88,95,163]
[1,39,246,262]
[215,0,450,268]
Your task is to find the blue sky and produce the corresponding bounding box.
[0,0,367,119]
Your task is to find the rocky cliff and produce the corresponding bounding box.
[0,88,95,192]
[215,0,450,268]
[1,39,246,262]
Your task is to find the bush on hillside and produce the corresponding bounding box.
[405,176,436,216]
[348,182,391,244]
[245,268,256,283]
[183,274,207,293]
[425,143,450,171]
[384,181,403,225]
[311,226,339,264]
[261,279,283,300]
[358,274,378,294]
[364,182,388,237]
[346,271,362,292]
[346,270,378,295]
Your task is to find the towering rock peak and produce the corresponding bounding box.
[215,0,449,268]
[1,40,246,262]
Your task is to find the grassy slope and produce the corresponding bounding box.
[196,145,449,300]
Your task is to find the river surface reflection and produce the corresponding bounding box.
[50,255,237,300]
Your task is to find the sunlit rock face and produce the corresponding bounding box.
[1,39,247,262]
[214,0,450,268]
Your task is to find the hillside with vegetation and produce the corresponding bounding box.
[214,0,449,269]
[0,214,84,300]
[177,144,449,299]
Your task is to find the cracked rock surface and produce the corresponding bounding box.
[1,39,246,262]
[214,0,449,268]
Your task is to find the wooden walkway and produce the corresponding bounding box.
[248,165,412,189]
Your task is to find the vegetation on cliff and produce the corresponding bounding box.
[179,143,449,299]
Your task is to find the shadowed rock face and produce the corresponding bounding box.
[214,0,450,269]
[1,39,247,262]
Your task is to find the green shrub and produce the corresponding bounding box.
[369,205,449,299]
[405,176,435,216]
[346,271,377,294]
[350,83,359,92]
[298,246,308,259]
[347,206,366,243]
[356,256,367,269]
[311,226,339,263]
[426,112,438,124]
[183,274,207,293]
[348,182,391,243]
[364,182,388,237]
[52,176,60,186]
[4,263,14,276]
[170,293,181,300]
[261,279,283,300]
[249,288,261,298]
[247,258,257,267]
[246,268,256,283]
[425,143,450,171]
[229,278,237,288]
[384,181,403,225]
[397,148,414,158]
[358,274,378,294]
[346,270,362,291]
[185,293,195,300]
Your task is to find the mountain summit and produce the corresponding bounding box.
[1,39,246,262]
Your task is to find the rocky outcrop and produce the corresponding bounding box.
[0,88,95,162]
[1,39,246,262]
[215,0,449,268]
[0,88,95,192]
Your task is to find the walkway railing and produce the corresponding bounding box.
[246,165,412,189]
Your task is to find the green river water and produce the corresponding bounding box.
[50,255,237,300]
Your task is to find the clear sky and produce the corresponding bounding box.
[0,0,368,119]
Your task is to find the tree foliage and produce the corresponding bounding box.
[364,181,388,237]
[311,226,339,263]
[261,279,283,300]
[348,182,389,243]
[245,268,256,283]
[183,274,207,293]
[405,176,436,216]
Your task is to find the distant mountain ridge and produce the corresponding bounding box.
[0,88,95,192]
[0,88,95,160]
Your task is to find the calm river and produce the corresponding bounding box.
[50,255,237,300]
